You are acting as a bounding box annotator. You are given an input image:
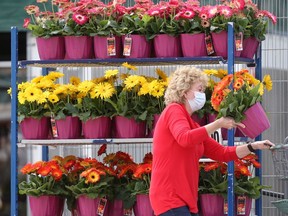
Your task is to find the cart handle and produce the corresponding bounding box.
[270,143,288,150]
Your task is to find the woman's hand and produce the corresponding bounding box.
[217,117,245,130]
[251,140,275,150]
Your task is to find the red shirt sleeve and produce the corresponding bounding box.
[203,137,238,162]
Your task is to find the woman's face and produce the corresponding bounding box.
[185,81,205,100]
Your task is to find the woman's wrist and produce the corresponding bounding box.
[247,142,256,152]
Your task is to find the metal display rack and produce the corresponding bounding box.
[10,23,262,216]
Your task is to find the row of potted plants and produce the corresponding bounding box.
[19,145,153,216]
[7,64,273,140]
[19,144,269,216]
[23,0,277,59]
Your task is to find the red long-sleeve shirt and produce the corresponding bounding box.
[149,103,238,215]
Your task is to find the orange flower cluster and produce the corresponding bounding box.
[211,69,257,112]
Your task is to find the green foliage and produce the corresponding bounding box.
[19,175,69,197]
[26,19,65,38]
[65,176,114,200]
[217,83,261,122]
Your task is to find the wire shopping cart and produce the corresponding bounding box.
[271,139,288,215]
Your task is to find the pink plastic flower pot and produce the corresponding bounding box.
[76,195,109,216]
[211,31,241,58]
[113,116,146,138]
[180,33,207,57]
[224,196,252,216]
[122,35,152,58]
[65,36,94,59]
[29,195,65,216]
[199,194,224,216]
[93,36,123,58]
[108,199,124,216]
[82,117,112,139]
[36,37,65,60]
[20,117,51,139]
[240,37,260,59]
[238,102,270,139]
[55,116,82,139]
[153,34,182,57]
[133,194,154,216]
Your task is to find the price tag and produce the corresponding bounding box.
[205,34,215,55]
[237,195,246,215]
[123,35,132,56]
[223,199,228,214]
[107,36,116,56]
[97,197,107,216]
[235,32,243,51]
[50,114,58,138]
[123,208,133,216]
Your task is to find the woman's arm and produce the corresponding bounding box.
[236,140,274,158]
[204,117,245,135]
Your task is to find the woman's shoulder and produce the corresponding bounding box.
[163,103,186,114]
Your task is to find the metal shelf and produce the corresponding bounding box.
[18,138,153,146]
[18,56,254,68]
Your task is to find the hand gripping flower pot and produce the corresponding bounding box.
[238,102,271,139]
[20,117,51,139]
[180,33,207,57]
[153,34,182,57]
[36,37,65,60]
[65,36,94,59]
[199,194,224,216]
[29,195,65,216]
[113,116,146,138]
[55,116,82,139]
[76,195,109,216]
[240,37,260,59]
[122,35,152,58]
[82,117,112,139]
[133,194,154,216]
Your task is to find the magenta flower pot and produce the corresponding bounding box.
[240,37,260,59]
[199,194,224,216]
[180,33,207,57]
[207,113,218,123]
[133,194,154,216]
[211,31,241,58]
[191,114,207,126]
[29,195,65,216]
[224,196,252,216]
[82,117,112,139]
[113,116,146,138]
[238,102,270,139]
[76,195,109,216]
[55,116,82,139]
[20,117,51,139]
[93,36,123,58]
[108,199,124,216]
[153,34,182,57]
[36,37,65,60]
[122,35,152,58]
[65,36,93,59]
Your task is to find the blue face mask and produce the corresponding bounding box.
[188,91,206,112]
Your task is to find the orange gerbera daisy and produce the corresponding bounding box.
[20,163,33,174]
[213,74,233,92]
[133,163,152,178]
[98,144,107,156]
[52,169,63,181]
[233,77,244,90]
[86,170,100,184]
[37,166,52,176]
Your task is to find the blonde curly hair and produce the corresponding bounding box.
[164,66,208,105]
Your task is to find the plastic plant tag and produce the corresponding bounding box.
[235,32,243,51]
[97,197,107,216]
[107,36,116,56]
[205,34,215,55]
[237,195,246,215]
[123,35,132,56]
[51,114,58,138]
[123,208,133,216]
[223,199,228,214]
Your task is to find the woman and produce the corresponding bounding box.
[149,66,274,216]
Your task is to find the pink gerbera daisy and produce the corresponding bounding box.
[72,13,88,25]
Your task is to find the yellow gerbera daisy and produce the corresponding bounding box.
[138,83,150,96]
[258,83,264,96]
[31,76,43,84]
[78,81,95,94]
[24,86,42,102]
[262,74,273,91]
[46,71,64,80]
[124,75,140,90]
[18,91,26,104]
[48,94,60,104]
[104,69,119,79]
[122,62,138,71]
[70,76,81,86]
[94,82,115,99]
[156,68,168,81]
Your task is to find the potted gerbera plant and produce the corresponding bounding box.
[211,69,273,138]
